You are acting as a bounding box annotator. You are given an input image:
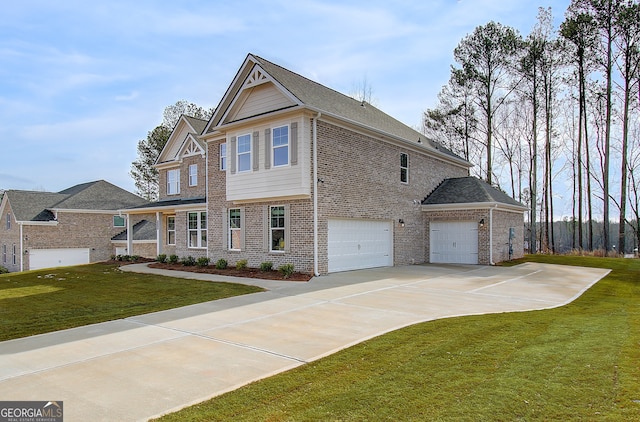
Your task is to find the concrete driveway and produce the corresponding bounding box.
[0,263,609,421]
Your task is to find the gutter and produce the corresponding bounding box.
[313,112,322,276]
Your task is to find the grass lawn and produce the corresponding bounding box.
[0,263,263,342]
[156,255,640,421]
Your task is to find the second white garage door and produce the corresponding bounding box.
[29,248,90,271]
[328,219,393,273]
[430,221,478,264]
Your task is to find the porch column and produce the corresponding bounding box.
[156,212,163,256]
[126,213,133,255]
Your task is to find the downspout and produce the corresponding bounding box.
[489,204,497,265]
[156,211,162,256]
[313,112,322,276]
[19,222,23,272]
[205,147,209,260]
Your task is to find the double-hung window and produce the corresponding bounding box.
[270,206,286,252]
[167,169,180,195]
[2,245,6,263]
[272,126,289,167]
[167,216,176,245]
[220,143,227,171]
[237,134,251,172]
[12,244,16,265]
[6,213,10,230]
[189,164,198,186]
[229,208,242,250]
[400,153,409,184]
[188,211,207,248]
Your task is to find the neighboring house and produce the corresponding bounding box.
[0,180,152,272]
[122,53,526,274]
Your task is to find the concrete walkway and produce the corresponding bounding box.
[0,263,609,421]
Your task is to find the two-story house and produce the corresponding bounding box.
[122,54,526,275]
[0,180,151,272]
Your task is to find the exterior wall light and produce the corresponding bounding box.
[399,219,405,227]
[479,218,485,228]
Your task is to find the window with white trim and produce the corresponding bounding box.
[167,216,176,245]
[400,153,409,184]
[237,134,251,172]
[272,125,289,167]
[113,215,125,227]
[220,143,227,171]
[2,244,6,263]
[270,206,286,252]
[188,212,207,248]
[189,164,198,186]
[229,208,242,250]
[12,244,16,265]
[167,169,180,195]
[6,213,10,230]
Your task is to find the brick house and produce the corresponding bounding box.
[0,180,152,272]
[122,54,526,274]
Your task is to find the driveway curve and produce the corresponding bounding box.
[0,263,609,421]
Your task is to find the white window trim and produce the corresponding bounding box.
[400,153,409,184]
[228,208,242,251]
[167,169,180,195]
[272,125,289,168]
[187,211,207,249]
[220,143,227,171]
[113,215,125,228]
[237,133,252,173]
[6,213,10,230]
[166,216,176,246]
[2,244,6,263]
[12,244,16,265]
[189,164,198,187]
[269,205,286,252]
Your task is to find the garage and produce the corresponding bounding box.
[430,221,478,264]
[29,248,90,270]
[327,219,393,273]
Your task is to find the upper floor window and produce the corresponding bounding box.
[272,126,289,167]
[167,216,176,245]
[188,211,207,248]
[229,208,242,250]
[189,164,198,187]
[6,213,10,230]
[167,169,180,195]
[113,215,125,227]
[400,153,409,184]
[220,143,227,171]
[270,206,286,252]
[237,134,252,172]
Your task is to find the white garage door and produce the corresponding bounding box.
[29,248,90,270]
[430,221,478,264]
[328,219,393,273]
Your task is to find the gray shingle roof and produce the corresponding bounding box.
[125,196,206,210]
[423,177,526,208]
[6,180,148,222]
[111,219,157,241]
[184,115,208,135]
[209,54,467,164]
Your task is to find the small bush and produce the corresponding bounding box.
[157,254,167,263]
[215,258,228,270]
[260,261,273,272]
[0,266,8,274]
[181,256,197,266]
[278,264,295,279]
[197,257,210,267]
[236,259,248,270]
[129,255,140,262]
[110,254,117,261]
[115,255,124,261]
[168,254,179,264]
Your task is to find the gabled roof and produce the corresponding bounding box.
[422,177,526,210]
[4,180,148,222]
[111,219,156,241]
[204,54,468,166]
[156,115,208,165]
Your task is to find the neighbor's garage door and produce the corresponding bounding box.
[430,221,478,264]
[328,219,393,273]
[29,248,90,270]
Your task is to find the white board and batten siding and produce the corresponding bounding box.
[430,221,478,264]
[29,248,90,271]
[328,219,393,273]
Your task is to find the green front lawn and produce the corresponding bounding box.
[156,255,640,421]
[0,263,263,342]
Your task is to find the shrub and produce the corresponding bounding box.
[236,259,248,270]
[168,254,179,264]
[157,254,167,263]
[197,257,210,267]
[278,263,295,279]
[181,256,197,266]
[129,255,140,262]
[110,254,117,261]
[115,255,124,261]
[0,266,8,274]
[215,258,228,270]
[260,261,273,272]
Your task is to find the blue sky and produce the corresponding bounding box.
[0,0,570,193]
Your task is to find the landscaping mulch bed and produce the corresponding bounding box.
[147,262,313,282]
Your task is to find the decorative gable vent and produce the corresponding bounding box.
[180,137,205,159]
[244,67,269,88]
